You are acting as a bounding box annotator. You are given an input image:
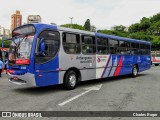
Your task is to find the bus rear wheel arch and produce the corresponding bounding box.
[63,68,81,90]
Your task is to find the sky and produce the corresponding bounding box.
[0,0,160,30]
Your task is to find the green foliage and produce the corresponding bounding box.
[84,19,91,31]
[99,13,160,50]
[60,12,160,50]
[128,32,152,41]
[151,36,160,50]
[128,23,141,33]
[148,21,160,35]
[112,25,126,32]
[60,24,85,30]
[0,39,11,48]
[97,29,129,37]
[150,13,160,23]
[139,17,151,32]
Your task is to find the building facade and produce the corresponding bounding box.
[0,25,10,38]
[11,10,22,31]
[4,29,10,38]
[27,15,41,24]
[0,26,5,35]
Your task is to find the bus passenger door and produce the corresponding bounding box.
[34,30,60,87]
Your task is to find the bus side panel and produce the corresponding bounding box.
[96,55,110,79]
[98,55,126,78]
[119,55,133,75]
[108,55,118,77]
[136,55,146,72]
[139,55,151,72]
[35,56,59,87]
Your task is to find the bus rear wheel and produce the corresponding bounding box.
[63,70,78,90]
[132,65,138,77]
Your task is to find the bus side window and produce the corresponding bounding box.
[119,41,130,55]
[82,36,96,54]
[63,33,81,54]
[139,44,146,55]
[108,39,119,54]
[35,30,60,64]
[97,37,109,54]
[146,44,151,55]
[130,42,140,55]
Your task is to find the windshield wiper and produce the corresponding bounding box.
[17,37,27,48]
[12,34,28,47]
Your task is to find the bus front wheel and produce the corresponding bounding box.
[132,65,138,77]
[63,70,78,90]
[155,64,159,66]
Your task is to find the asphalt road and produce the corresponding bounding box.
[0,66,160,120]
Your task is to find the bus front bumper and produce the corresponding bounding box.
[8,73,36,87]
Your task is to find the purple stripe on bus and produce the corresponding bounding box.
[101,55,111,78]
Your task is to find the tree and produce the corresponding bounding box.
[139,17,151,32]
[97,29,129,37]
[128,23,140,33]
[147,21,160,35]
[153,21,160,35]
[128,32,152,41]
[150,13,160,23]
[84,19,91,31]
[60,24,85,30]
[112,25,126,32]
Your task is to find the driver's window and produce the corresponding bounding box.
[35,30,60,64]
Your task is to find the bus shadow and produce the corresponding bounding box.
[13,73,148,95]
[78,73,148,88]
[13,84,64,95]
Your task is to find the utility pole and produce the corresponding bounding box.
[69,17,74,28]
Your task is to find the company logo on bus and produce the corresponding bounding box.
[97,56,107,63]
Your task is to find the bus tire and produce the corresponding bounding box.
[155,64,159,66]
[132,65,138,77]
[63,70,78,90]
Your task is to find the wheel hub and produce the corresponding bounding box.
[69,74,76,87]
[133,67,137,76]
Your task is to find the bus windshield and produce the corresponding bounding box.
[9,36,34,65]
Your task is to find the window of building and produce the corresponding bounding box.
[82,35,96,54]
[63,33,81,54]
[97,37,109,54]
[35,30,60,63]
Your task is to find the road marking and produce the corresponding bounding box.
[58,84,102,106]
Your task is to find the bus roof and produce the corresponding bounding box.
[58,26,94,35]
[30,23,151,45]
[96,33,151,45]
